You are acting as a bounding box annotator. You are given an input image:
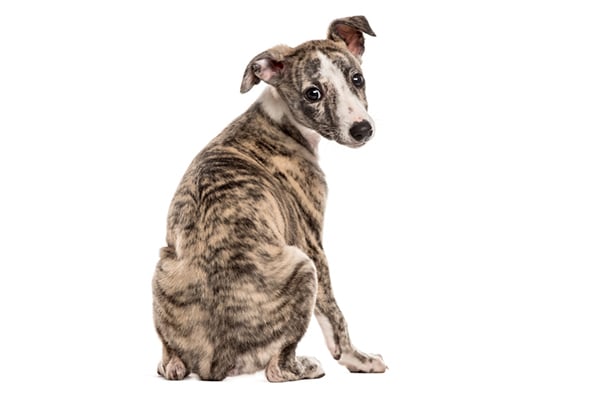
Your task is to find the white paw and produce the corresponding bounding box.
[157,357,188,380]
[266,355,325,382]
[339,350,387,373]
[299,356,325,379]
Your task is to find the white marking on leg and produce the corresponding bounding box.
[315,313,339,357]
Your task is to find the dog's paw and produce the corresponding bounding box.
[157,356,188,380]
[339,349,387,373]
[266,355,325,382]
[298,356,325,379]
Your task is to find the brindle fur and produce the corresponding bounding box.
[152,16,386,382]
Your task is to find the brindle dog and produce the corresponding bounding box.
[152,16,387,382]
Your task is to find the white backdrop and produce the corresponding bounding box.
[1,1,599,399]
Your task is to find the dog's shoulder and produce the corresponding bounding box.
[197,108,319,173]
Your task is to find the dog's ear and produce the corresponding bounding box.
[327,16,376,59]
[240,45,292,93]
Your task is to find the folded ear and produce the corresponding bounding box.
[327,16,376,59]
[240,45,292,93]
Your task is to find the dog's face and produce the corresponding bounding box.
[276,42,373,147]
[241,16,376,148]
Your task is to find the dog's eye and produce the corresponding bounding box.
[351,73,365,88]
[304,87,322,102]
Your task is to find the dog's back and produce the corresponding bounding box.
[153,99,326,379]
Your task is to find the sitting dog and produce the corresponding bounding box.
[152,15,386,382]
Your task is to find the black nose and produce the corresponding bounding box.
[349,120,373,141]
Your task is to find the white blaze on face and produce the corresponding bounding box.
[316,51,374,145]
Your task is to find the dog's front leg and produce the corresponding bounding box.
[313,254,387,373]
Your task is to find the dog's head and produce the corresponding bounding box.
[240,16,376,148]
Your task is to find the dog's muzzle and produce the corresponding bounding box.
[349,120,373,142]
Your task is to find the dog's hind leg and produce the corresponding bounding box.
[202,245,324,382]
[263,246,324,382]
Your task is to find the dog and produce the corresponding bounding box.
[152,15,386,382]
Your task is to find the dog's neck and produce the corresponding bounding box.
[257,87,321,154]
